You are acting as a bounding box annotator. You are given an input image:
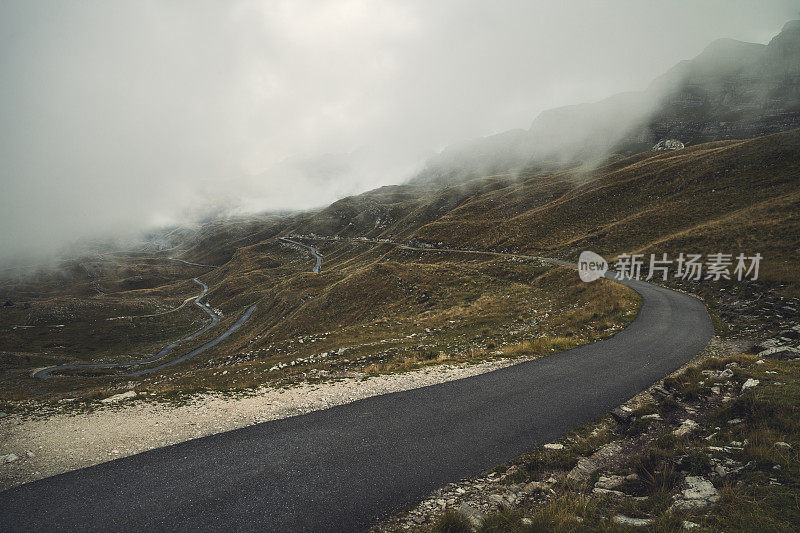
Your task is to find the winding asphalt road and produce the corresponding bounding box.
[1,253,713,532]
[279,237,323,273]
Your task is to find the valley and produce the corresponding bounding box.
[2,17,800,531]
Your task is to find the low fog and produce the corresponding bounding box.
[1,0,797,263]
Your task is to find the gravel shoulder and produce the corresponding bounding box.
[0,357,528,491]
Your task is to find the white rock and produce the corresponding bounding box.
[775,441,792,450]
[1,453,19,464]
[702,368,734,379]
[595,474,625,490]
[671,476,720,510]
[100,391,137,403]
[741,378,759,392]
[683,521,699,529]
[613,515,653,527]
[593,487,626,497]
[674,419,700,437]
[543,443,563,450]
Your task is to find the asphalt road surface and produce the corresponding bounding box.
[1,263,713,532]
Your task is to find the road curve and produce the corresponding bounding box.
[1,259,713,532]
[170,257,219,269]
[279,237,322,273]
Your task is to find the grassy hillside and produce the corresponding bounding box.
[2,129,798,403]
[412,129,800,289]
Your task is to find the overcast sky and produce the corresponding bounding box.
[1,0,798,262]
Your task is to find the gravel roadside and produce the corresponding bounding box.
[0,357,528,491]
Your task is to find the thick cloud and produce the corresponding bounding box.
[1,0,797,262]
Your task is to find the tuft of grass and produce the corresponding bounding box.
[432,509,472,533]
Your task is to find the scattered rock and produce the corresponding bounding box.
[25,450,34,458]
[727,418,743,425]
[641,413,662,420]
[741,378,759,392]
[756,346,800,360]
[100,391,137,404]
[651,384,672,398]
[778,328,800,340]
[613,515,653,527]
[521,481,549,494]
[702,368,734,379]
[611,406,634,423]
[674,419,700,438]
[753,339,781,352]
[1,453,19,464]
[488,494,505,506]
[502,465,521,479]
[543,443,563,450]
[671,476,720,510]
[683,521,700,529]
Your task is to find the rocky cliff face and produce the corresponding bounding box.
[631,20,800,150]
[414,21,800,186]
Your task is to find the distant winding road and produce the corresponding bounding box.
[2,247,713,532]
[279,237,323,273]
[32,278,256,379]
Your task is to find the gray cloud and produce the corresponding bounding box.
[1,0,797,262]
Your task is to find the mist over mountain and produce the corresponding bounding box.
[2,1,798,264]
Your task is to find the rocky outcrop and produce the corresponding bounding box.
[652,139,685,151]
